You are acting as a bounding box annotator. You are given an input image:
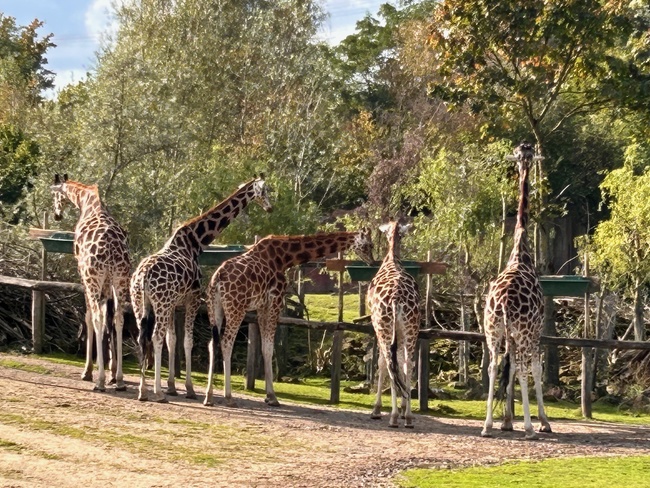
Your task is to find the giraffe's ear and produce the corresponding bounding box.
[259,172,265,179]
[378,223,391,234]
[63,174,68,182]
[398,223,413,235]
[54,174,61,184]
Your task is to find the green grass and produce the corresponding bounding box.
[9,352,650,425]
[0,358,51,375]
[303,293,363,323]
[398,455,650,488]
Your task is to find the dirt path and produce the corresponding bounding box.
[0,354,648,487]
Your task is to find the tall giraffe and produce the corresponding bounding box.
[203,230,374,407]
[130,176,273,403]
[481,142,552,439]
[367,220,420,428]
[50,174,131,392]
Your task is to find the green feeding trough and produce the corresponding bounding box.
[539,275,595,297]
[345,260,422,282]
[199,244,247,266]
[39,231,75,254]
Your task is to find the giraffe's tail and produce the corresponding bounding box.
[105,297,116,359]
[138,303,155,369]
[496,353,511,402]
[388,301,409,400]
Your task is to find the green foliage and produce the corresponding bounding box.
[590,142,650,292]
[399,456,650,488]
[0,124,40,222]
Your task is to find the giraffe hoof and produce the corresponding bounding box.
[138,396,148,402]
[404,424,414,429]
[500,424,514,432]
[480,431,493,438]
[115,384,127,392]
[93,386,106,392]
[539,424,552,433]
[108,378,117,385]
[153,397,169,404]
[388,424,399,429]
[370,414,382,420]
[203,400,213,407]
[264,397,280,407]
[225,398,238,408]
[167,390,178,397]
[186,392,197,400]
[81,372,93,382]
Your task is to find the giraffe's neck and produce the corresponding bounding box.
[507,165,534,267]
[383,227,402,264]
[256,232,360,270]
[64,182,103,220]
[164,179,257,257]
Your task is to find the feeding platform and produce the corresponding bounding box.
[325,259,448,281]
[539,275,598,297]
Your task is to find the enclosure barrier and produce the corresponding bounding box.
[2,272,648,419]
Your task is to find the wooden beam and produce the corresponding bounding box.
[0,275,84,293]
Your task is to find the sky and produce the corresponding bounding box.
[0,0,385,97]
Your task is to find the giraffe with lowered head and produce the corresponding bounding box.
[51,174,131,392]
[130,175,273,402]
[367,220,420,428]
[203,229,374,407]
[481,142,552,439]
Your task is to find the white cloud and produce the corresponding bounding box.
[85,0,119,42]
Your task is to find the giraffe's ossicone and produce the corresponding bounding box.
[367,220,420,428]
[130,175,273,403]
[51,173,131,392]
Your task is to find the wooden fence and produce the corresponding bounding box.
[2,273,650,418]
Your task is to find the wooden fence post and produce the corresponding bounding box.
[330,252,344,404]
[581,252,593,418]
[418,250,432,412]
[32,211,48,354]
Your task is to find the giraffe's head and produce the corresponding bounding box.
[352,227,374,265]
[513,141,535,173]
[51,173,69,221]
[379,220,412,258]
[251,173,273,213]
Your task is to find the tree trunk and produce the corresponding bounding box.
[633,278,645,341]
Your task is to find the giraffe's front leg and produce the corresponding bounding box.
[260,304,281,407]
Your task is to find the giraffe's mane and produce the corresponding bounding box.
[259,231,355,242]
[66,180,100,194]
[179,178,256,228]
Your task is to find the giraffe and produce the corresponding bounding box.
[481,142,552,439]
[130,176,273,403]
[50,174,131,392]
[203,229,374,407]
[366,220,420,428]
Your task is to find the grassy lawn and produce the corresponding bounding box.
[16,351,650,426]
[398,455,650,488]
[303,292,364,323]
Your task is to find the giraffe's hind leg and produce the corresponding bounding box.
[501,352,516,432]
[532,352,552,433]
[371,353,385,419]
[81,306,94,382]
[183,289,201,400]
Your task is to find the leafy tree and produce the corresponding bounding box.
[423,0,649,271]
[0,15,55,125]
[590,141,650,341]
[0,124,39,222]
